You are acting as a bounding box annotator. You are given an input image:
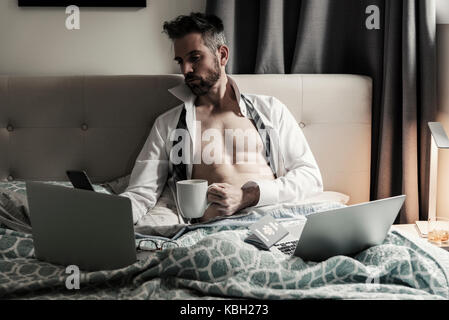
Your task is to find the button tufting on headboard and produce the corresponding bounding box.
[6,124,14,132]
[81,123,88,131]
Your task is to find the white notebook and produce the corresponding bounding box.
[415,221,428,237]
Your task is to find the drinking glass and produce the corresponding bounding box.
[428,217,449,246]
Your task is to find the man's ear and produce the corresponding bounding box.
[218,45,229,66]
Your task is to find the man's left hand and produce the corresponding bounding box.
[207,183,259,216]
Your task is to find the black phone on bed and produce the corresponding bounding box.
[66,170,95,191]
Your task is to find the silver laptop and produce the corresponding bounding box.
[271,195,406,261]
[26,181,141,271]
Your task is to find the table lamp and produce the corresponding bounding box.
[427,122,449,222]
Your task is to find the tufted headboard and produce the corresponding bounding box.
[0,74,372,204]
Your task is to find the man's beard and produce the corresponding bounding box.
[185,57,221,96]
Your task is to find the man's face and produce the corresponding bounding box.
[174,33,222,96]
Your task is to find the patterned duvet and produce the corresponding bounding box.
[1,182,449,300]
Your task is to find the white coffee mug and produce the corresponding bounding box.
[176,179,211,219]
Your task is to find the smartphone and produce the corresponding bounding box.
[66,170,95,191]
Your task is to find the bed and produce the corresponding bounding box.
[0,74,448,300]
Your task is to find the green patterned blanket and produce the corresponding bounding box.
[1,181,449,299]
[1,219,449,300]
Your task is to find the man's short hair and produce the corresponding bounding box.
[163,12,227,54]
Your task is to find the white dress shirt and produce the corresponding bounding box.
[120,76,323,224]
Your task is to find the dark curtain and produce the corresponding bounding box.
[206,0,437,224]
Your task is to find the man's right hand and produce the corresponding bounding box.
[199,203,225,223]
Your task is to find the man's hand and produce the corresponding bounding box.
[207,183,244,216]
[204,182,260,218]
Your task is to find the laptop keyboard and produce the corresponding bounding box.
[273,240,298,255]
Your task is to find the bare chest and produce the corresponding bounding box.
[194,108,265,164]
[197,108,256,131]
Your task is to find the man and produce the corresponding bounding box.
[120,12,323,224]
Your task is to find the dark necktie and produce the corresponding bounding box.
[172,107,188,184]
[241,94,276,176]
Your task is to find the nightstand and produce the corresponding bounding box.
[390,223,449,251]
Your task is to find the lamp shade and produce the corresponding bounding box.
[428,122,449,221]
[428,122,449,148]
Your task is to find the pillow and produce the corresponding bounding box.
[0,180,111,233]
[101,175,182,227]
[304,191,350,205]
[0,181,111,194]
[0,181,28,196]
[101,175,130,195]
[0,184,31,233]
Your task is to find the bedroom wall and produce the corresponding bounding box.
[436,0,449,219]
[437,0,449,24]
[0,0,206,75]
[436,24,449,220]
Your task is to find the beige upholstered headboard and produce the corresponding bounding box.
[0,74,372,204]
[232,75,372,204]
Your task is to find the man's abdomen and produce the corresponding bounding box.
[192,162,275,188]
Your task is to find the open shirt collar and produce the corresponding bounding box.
[168,75,248,118]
